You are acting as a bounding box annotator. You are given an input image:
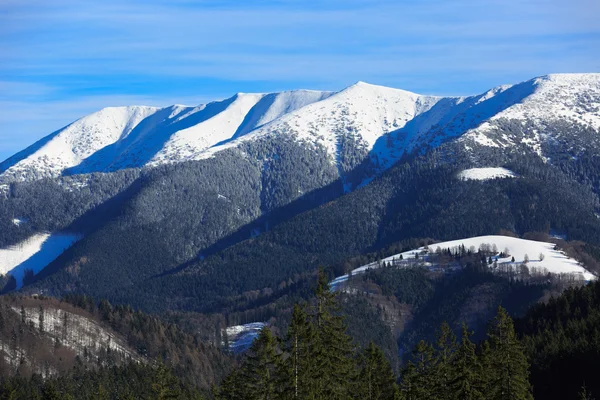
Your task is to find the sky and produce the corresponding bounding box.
[1,0,599,162]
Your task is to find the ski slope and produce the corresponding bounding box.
[0,232,81,288]
[331,235,596,289]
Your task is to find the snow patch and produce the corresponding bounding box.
[11,218,27,226]
[458,167,517,181]
[0,233,82,288]
[225,322,265,353]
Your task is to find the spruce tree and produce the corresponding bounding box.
[279,304,316,400]
[215,369,247,400]
[430,322,458,399]
[401,340,436,400]
[449,324,483,400]
[356,342,398,400]
[241,327,281,400]
[151,364,183,400]
[486,307,533,400]
[478,340,493,395]
[311,268,356,400]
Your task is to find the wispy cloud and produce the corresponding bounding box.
[0,0,599,160]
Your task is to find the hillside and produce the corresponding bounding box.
[0,295,231,390]
[331,235,597,289]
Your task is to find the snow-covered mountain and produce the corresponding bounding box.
[1,73,599,183]
[0,90,333,182]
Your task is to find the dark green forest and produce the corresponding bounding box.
[2,116,600,399]
[17,144,600,318]
[214,271,600,400]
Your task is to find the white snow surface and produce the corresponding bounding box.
[225,322,265,353]
[11,218,26,226]
[458,167,517,181]
[0,90,333,181]
[0,232,81,288]
[2,73,599,183]
[459,73,600,152]
[331,235,596,288]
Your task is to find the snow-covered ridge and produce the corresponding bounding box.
[2,73,599,183]
[458,73,600,155]
[458,167,517,181]
[331,235,597,289]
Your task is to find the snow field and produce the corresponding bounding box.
[0,233,82,288]
[331,235,596,289]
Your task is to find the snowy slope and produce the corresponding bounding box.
[458,74,600,156]
[0,303,142,376]
[2,73,599,183]
[16,306,137,359]
[224,322,265,353]
[149,90,333,167]
[0,232,81,288]
[199,82,445,171]
[0,106,160,181]
[331,235,596,288]
[0,90,332,181]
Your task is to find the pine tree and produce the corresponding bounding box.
[356,342,398,400]
[279,304,315,400]
[215,369,247,400]
[430,322,458,400]
[486,307,533,400]
[241,327,281,400]
[311,268,356,400]
[449,324,483,400]
[401,340,435,400]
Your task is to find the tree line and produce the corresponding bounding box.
[215,270,535,400]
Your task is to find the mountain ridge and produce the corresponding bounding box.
[3,73,598,184]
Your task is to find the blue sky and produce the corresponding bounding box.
[1,0,599,161]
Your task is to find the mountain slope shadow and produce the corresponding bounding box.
[368,77,538,162]
[64,95,241,175]
[25,176,146,286]
[149,174,347,279]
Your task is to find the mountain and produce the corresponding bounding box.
[1,73,599,313]
[3,74,598,185]
[0,90,333,182]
